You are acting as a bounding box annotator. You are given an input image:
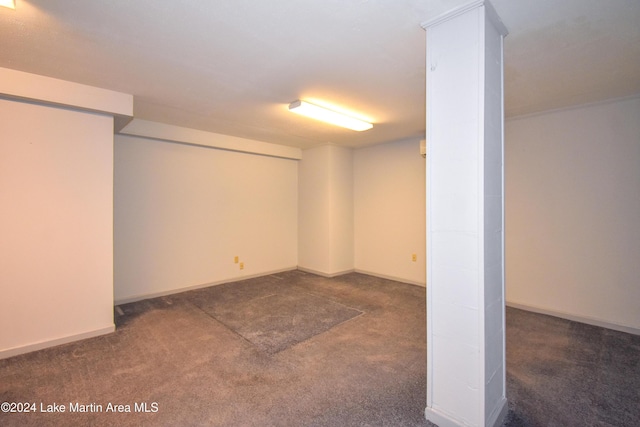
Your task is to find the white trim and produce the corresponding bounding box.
[484,1,508,36]
[114,267,298,305]
[0,67,133,117]
[119,119,302,160]
[353,269,425,287]
[499,24,508,426]
[424,3,436,412]
[506,302,640,336]
[506,92,640,122]
[488,396,509,427]
[422,0,484,29]
[477,7,488,423]
[0,325,115,360]
[421,0,508,36]
[425,396,507,427]
[115,267,426,307]
[425,406,466,427]
[296,266,355,278]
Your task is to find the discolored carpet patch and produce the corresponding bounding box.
[193,290,363,354]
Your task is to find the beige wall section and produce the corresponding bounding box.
[506,95,640,333]
[298,145,331,273]
[354,138,426,286]
[0,99,115,358]
[298,145,354,276]
[113,134,298,303]
[328,145,355,274]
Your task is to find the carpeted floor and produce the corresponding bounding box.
[504,307,640,426]
[1,271,638,426]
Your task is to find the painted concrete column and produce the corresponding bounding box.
[298,144,354,276]
[422,2,508,426]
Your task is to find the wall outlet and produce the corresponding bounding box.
[412,253,417,262]
[234,256,239,264]
[239,262,244,270]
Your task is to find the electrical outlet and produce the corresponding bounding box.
[239,262,244,270]
[234,256,239,264]
[412,253,417,262]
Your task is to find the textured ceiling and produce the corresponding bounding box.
[0,0,638,149]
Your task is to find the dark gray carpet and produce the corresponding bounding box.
[504,307,640,427]
[0,271,428,427]
[188,280,363,354]
[1,271,639,426]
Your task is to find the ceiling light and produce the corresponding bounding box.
[0,0,15,10]
[288,100,373,131]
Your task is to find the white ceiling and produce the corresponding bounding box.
[1,0,639,149]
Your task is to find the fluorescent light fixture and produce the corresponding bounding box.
[0,0,15,9]
[288,100,373,131]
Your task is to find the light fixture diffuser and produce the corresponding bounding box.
[288,100,373,131]
[0,0,15,10]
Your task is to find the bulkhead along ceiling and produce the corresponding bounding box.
[0,0,639,149]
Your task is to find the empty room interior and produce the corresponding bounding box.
[1,1,639,426]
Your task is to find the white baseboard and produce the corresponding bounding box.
[114,266,425,305]
[507,302,640,336]
[354,269,426,287]
[424,407,465,427]
[114,267,298,305]
[298,266,427,288]
[488,397,509,427]
[115,266,426,307]
[0,325,115,360]
[296,266,355,278]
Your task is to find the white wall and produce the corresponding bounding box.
[298,144,354,276]
[506,95,640,333]
[114,134,298,303]
[328,145,355,274]
[0,99,115,358]
[298,145,331,273]
[354,138,426,285]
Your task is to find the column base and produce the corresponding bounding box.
[425,397,508,427]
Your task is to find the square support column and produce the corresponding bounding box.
[422,2,508,426]
[298,144,354,277]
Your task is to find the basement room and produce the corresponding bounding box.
[1,1,639,426]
